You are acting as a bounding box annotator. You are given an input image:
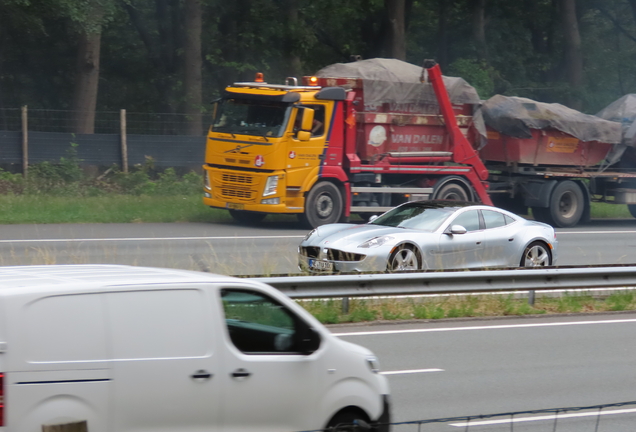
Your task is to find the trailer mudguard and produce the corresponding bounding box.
[522,179,558,208]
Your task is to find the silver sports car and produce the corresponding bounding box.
[298,201,557,273]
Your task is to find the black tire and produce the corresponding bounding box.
[387,244,420,272]
[434,182,470,201]
[520,241,552,267]
[548,180,584,228]
[299,181,344,228]
[628,204,636,219]
[326,410,371,432]
[229,209,266,225]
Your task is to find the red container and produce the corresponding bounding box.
[480,128,613,167]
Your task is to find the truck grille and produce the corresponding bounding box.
[221,188,253,199]
[222,173,254,185]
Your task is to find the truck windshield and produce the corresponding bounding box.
[213,99,291,138]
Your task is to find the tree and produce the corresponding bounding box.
[560,0,584,110]
[386,0,406,59]
[184,0,203,135]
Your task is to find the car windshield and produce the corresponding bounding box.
[213,99,291,138]
[370,204,456,231]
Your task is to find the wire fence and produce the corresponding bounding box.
[0,108,212,135]
[301,401,636,432]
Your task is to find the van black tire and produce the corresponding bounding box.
[326,410,371,432]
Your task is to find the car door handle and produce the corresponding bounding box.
[191,370,213,380]
[231,368,251,378]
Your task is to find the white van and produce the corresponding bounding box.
[0,265,390,432]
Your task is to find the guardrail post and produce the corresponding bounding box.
[120,108,128,173]
[42,420,88,432]
[21,105,28,178]
[342,297,350,314]
[528,290,536,306]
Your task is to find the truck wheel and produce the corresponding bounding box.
[299,181,344,228]
[548,180,584,228]
[387,244,420,272]
[434,182,470,201]
[229,210,266,225]
[628,204,636,219]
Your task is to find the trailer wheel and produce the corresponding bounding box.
[434,182,470,201]
[299,181,344,228]
[628,204,636,219]
[548,180,584,228]
[229,210,266,225]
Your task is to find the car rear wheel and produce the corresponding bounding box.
[388,244,420,272]
[520,241,552,267]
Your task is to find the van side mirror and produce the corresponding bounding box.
[299,327,321,355]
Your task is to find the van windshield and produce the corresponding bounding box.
[213,99,291,138]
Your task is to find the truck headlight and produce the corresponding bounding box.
[263,175,278,197]
[204,171,211,190]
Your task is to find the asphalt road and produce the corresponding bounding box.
[332,312,636,431]
[2,218,636,274]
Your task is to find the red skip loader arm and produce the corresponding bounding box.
[423,60,493,206]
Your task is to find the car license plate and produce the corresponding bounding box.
[226,203,244,210]
[309,259,333,271]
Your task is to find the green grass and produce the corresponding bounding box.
[300,291,636,325]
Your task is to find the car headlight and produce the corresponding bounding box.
[358,236,394,248]
[263,175,278,197]
[303,229,316,241]
[366,356,380,373]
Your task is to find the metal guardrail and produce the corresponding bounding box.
[253,266,636,299]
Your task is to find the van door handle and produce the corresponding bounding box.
[231,368,251,378]
[191,370,213,380]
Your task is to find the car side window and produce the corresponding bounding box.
[482,209,507,229]
[221,289,304,354]
[450,210,481,232]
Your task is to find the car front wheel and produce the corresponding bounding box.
[388,245,420,272]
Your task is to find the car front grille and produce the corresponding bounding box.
[300,246,366,262]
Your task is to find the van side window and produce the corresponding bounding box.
[221,289,303,354]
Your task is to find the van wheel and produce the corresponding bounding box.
[326,411,371,432]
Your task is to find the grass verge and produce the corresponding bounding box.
[300,291,636,325]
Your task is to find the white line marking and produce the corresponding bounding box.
[557,230,636,234]
[0,235,305,244]
[333,318,636,337]
[450,407,636,427]
[380,368,443,375]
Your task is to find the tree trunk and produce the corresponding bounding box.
[470,0,488,61]
[286,0,302,78]
[436,0,451,71]
[386,0,406,60]
[183,0,203,136]
[71,4,103,134]
[559,0,583,110]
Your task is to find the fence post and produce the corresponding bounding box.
[42,420,88,432]
[120,108,128,173]
[21,105,28,178]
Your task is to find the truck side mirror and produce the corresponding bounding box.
[297,131,311,141]
[301,108,315,132]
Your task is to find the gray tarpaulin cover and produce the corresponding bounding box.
[315,58,481,105]
[476,95,622,144]
[595,94,636,164]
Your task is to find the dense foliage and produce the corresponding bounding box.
[2,0,636,117]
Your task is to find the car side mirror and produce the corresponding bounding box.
[299,327,321,355]
[368,215,379,223]
[447,224,467,235]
